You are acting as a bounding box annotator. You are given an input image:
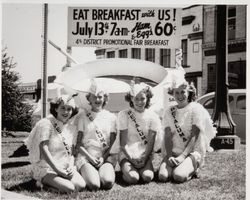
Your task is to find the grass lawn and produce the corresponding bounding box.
[1,132,246,200]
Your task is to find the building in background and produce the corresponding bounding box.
[95,5,246,97]
[19,82,37,101]
[180,5,203,97]
[202,5,246,94]
[19,75,57,103]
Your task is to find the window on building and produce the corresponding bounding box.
[236,95,246,110]
[228,7,236,40]
[107,51,115,58]
[228,60,246,89]
[160,49,170,68]
[145,48,155,62]
[207,60,246,93]
[207,63,216,92]
[119,49,127,58]
[131,48,141,59]
[182,15,196,25]
[181,39,188,67]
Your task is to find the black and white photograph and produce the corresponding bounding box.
[1,0,248,199]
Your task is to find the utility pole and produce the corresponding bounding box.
[211,5,240,150]
[41,3,48,118]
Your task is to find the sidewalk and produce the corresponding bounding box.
[1,189,41,200]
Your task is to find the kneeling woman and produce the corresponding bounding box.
[158,80,216,183]
[118,82,161,185]
[75,80,117,190]
[24,94,86,193]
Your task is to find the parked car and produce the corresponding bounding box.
[197,89,246,144]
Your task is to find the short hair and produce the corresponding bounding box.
[125,86,153,109]
[168,82,197,103]
[50,99,78,119]
[86,92,109,108]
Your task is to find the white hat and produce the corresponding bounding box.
[172,79,188,90]
[89,78,107,95]
[171,79,196,93]
[51,94,77,108]
[129,81,150,96]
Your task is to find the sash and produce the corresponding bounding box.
[170,106,188,143]
[50,118,72,155]
[86,111,108,149]
[127,110,148,145]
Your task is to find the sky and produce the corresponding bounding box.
[2,3,97,83]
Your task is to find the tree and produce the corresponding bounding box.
[2,47,33,132]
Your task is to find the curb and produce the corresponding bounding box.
[1,189,41,200]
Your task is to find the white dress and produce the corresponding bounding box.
[24,115,77,182]
[117,108,162,161]
[75,109,117,169]
[162,102,216,165]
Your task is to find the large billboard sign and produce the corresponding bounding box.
[68,7,181,48]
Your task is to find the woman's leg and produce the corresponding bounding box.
[158,157,173,182]
[172,156,196,183]
[70,169,86,191]
[42,173,75,193]
[80,163,100,190]
[99,162,115,190]
[139,159,154,183]
[120,159,139,185]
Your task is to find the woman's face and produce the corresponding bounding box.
[89,92,105,112]
[132,91,147,113]
[173,86,189,108]
[55,102,73,123]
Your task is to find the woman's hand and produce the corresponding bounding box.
[55,166,73,180]
[174,154,186,165]
[89,156,100,166]
[168,154,186,167]
[90,156,103,168]
[96,157,104,168]
[65,166,74,179]
[131,157,145,169]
